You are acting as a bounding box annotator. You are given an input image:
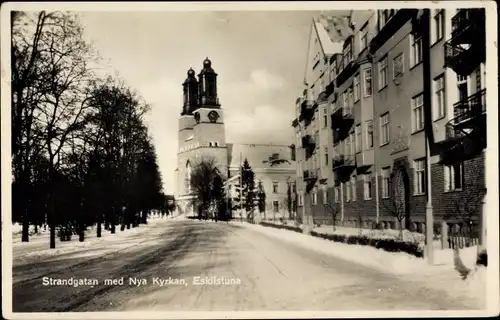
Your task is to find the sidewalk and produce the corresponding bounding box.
[235,221,487,309]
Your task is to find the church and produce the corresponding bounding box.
[174,58,296,219]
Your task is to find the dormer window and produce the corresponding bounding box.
[379,9,396,30]
[343,40,353,66]
[214,142,219,147]
[209,141,213,147]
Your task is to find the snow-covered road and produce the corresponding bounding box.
[12,219,481,312]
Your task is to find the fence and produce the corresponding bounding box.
[447,224,479,249]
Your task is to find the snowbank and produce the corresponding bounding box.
[237,221,487,308]
[12,217,172,264]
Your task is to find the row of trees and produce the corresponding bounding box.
[11,11,168,248]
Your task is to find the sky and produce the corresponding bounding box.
[79,11,321,194]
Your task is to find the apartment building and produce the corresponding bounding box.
[292,14,353,230]
[293,8,487,232]
[369,8,486,230]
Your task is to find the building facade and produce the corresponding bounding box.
[175,58,296,219]
[293,9,486,232]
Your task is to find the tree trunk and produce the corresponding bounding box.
[49,224,56,249]
[22,216,29,242]
[79,227,85,242]
[97,221,102,238]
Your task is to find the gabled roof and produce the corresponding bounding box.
[314,13,353,55]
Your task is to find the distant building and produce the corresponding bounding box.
[175,58,296,219]
[293,9,486,231]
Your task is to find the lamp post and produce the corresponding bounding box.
[422,8,434,265]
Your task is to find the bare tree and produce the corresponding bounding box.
[189,156,225,220]
[381,180,411,240]
[323,201,341,232]
[444,182,486,246]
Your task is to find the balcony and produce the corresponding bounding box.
[450,9,485,44]
[332,154,356,169]
[331,106,354,142]
[332,154,356,181]
[451,89,486,130]
[301,135,316,159]
[325,81,335,97]
[444,9,485,76]
[355,148,374,172]
[444,42,486,76]
[299,99,316,125]
[303,169,318,193]
[438,90,487,165]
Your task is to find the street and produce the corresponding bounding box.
[12,219,479,312]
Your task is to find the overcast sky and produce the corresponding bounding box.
[79,11,321,194]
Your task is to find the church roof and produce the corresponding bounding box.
[226,143,295,171]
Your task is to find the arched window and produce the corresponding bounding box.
[185,161,192,194]
[214,142,219,147]
[209,141,213,147]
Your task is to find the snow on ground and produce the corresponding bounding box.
[12,214,183,265]
[235,221,487,308]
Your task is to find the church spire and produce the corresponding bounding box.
[181,67,199,115]
[198,57,220,107]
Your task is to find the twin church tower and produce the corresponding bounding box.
[176,58,228,213]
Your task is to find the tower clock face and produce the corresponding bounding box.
[208,111,219,123]
[194,112,200,123]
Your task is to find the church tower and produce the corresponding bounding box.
[176,59,228,216]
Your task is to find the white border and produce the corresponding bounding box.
[1,1,498,319]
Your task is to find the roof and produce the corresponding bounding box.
[314,13,353,55]
[226,143,295,171]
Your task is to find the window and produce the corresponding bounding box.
[414,159,426,195]
[324,147,328,166]
[433,75,445,120]
[444,163,464,191]
[364,174,373,200]
[354,74,361,102]
[412,93,424,132]
[343,41,353,66]
[348,86,353,108]
[214,141,219,147]
[209,141,213,147]
[334,186,340,203]
[457,75,468,101]
[393,53,404,78]
[312,188,318,205]
[433,9,445,43]
[349,131,355,155]
[272,181,279,193]
[351,176,357,201]
[331,61,337,79]
[323,108,328,128]
[378,56,388,89]
[364,68,372,97]
[365,120,374,148]
[381,167,391,198]
[185,161,192,194]
[298,192,303,206]
[345,181,351,202]
[380,113,390,145]
[355,124,362,153]
[360,25,368,52]
[322,187,328,204]
[273,200,279,212]
[411,34,423,67]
